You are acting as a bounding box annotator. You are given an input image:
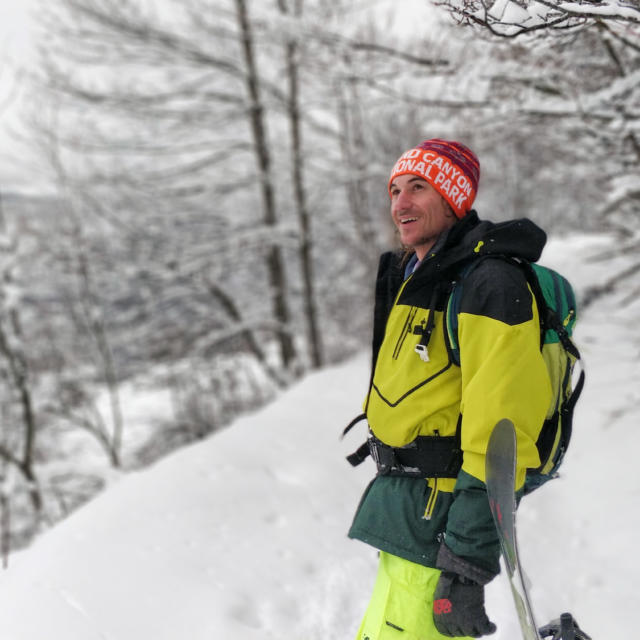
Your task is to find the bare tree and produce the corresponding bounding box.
[273,0,325,368]
[33,0,301,378]
[233,0,298,371]
[49,207,126,468]
[0,190,43,540]
[435,0,638,210]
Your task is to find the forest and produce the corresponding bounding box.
[0,0,638,554]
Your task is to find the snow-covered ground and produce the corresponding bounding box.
[0,232,637,639]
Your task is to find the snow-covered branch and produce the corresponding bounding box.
[436,0,640,37]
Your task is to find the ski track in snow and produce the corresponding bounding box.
[0,232,636,639]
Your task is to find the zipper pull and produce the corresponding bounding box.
[413,319,431,362]
[415,344,430,362]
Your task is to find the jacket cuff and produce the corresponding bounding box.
[436,542,497,586]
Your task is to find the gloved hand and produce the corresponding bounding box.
[433,571,497,638]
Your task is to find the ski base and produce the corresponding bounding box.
[486,418,540,640]
[486,419,593,640]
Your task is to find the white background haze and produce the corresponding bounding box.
[0,0,38,191]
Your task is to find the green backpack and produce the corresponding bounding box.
[446,257,585,494]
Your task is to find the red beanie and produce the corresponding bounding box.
[388,139,480,218]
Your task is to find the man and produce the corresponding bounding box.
[349,139,552,639]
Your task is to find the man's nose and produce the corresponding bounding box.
[394,188,411,210]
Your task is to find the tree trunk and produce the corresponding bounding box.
[235,0,297,371]
[278,0,324,369]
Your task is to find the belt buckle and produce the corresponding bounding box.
[369,438,398,474]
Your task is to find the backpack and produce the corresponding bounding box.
[446,256,585,494]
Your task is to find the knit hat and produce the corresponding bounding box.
[388,139,480,218]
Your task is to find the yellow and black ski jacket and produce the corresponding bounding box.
[348,212,552,575]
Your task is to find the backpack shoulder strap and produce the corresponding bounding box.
[446,256,494,366]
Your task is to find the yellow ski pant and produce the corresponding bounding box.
[355,551,473,640]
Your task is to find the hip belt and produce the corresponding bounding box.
[348,431,463,478]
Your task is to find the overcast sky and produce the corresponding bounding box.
[0,0,44,193]
[0,0,35,112]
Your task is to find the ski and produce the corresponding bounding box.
[485,419,592,640]
[486,418,540,640]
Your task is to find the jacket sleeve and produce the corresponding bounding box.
[443,259,552,575]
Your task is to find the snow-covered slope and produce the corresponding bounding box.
[0,353,378,640]
[0,233,636,639]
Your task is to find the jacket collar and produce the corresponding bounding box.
[405,211,547,284]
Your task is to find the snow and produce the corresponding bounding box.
[489,0,533,25]
[554,0,640,21]
[0,232,637,639]
[470,0,639,35]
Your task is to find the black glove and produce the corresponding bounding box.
[433,571,497,638]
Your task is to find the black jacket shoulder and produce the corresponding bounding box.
[459,257,534,326]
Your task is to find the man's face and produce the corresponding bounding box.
[389,174,457,260]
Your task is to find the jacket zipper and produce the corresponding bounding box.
[423,477,439,520]
[393,306,417,360]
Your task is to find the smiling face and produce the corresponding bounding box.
[389,174,457,260]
